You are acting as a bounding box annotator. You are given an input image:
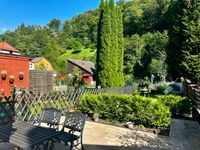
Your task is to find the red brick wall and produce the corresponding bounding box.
[0,55,29,96]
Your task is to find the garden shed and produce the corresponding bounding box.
[0,42,29,96]
[67,59,95,85]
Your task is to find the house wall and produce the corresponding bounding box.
[83,75,93,84]
[0,55,29,96]
[34,58,54,71]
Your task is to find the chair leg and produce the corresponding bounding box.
[70,141,74,150]
[81,138,84,150]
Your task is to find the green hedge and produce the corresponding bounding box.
[78,94,171,128]
[153,95,191,115]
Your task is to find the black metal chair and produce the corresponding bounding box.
[38,108,62,130]
[0,101,15,125]
[57,111,86,150]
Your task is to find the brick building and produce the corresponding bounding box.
[0,42,29,96]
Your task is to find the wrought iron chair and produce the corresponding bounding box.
[0,101,15,125]
[38,108,62,130]
[57,111,86,150]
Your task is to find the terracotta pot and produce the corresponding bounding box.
[9,75,15,84]
[1,70,7,81]
[19,72,24,80]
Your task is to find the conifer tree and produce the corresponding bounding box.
[96,0,105,86]
[109,0,119,87]
[167,0,200,83]
[96,1,112,87]
[96,0,125,87]
[181,0,200,83]
[117,4,125,86]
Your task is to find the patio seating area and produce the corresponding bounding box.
[1,119,200,150]
[0,106,86,150]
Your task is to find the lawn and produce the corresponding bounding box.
[59,48,96,63]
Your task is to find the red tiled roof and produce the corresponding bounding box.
[68,59,95,75]
[0,42,18,52]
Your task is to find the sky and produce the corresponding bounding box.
[0,0,129,34]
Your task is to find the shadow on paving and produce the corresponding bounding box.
[83,144,167,150]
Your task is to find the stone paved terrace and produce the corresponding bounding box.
[0,119,200,150]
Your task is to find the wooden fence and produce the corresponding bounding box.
[185,83,200,120]
[0,86,137,123]
[29,70,54,93]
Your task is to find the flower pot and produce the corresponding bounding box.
[19,72,24,80]
[93,113,99,122]
[9,75,15,84]
[1,70,7,81]
[126,122,134,129]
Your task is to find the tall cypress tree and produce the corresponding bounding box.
[117,4,125,86]
[109,0,119,87]
[96,0,125,87]
[96,0,105,87]
[96,1,112,87]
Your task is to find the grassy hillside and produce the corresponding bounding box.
[59,48,96,64]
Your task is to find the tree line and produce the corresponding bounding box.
[0,0,199,85]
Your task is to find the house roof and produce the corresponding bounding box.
[31,57,44,63]
[68,59,95,75]
[0,42,18,52]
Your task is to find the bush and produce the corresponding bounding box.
[154,95,191,115]
[78,94,170,128]
[131,95,170,128]
[156,83,172,94]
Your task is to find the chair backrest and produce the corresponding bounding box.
[39,108,62,126]
[0,101,15,125]
[64,112,86,133]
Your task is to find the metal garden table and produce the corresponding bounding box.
[0,121,60,150]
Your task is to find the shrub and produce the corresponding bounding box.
[156,83,172,94]
[78,94,170,128]
[154,95,191,115]
[131,95,170,128]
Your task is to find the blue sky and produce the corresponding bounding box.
[0,0,129,34]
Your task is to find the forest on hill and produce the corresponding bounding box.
[0,0,199,83]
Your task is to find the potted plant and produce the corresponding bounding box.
[93,112,99,122]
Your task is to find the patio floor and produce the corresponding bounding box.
[0,118,200,150]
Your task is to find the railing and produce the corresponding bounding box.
[185,83,200,121]
[0,86,137,123]
[185,84,200,110]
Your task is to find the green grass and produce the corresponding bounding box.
[59,48,96,63]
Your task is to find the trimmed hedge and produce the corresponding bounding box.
[78,94,171,128]
[153,95,191,115]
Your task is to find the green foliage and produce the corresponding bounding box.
[78,94,171,128]
[47,18,61,32]
[71,67,84,87]
[167,0,200,82]
[156,83,172,94]
[153,95,191,115]
[0,0,199,82]
[148,59,167,75]
[63,38,83,50]
[138,77,151,89]
[96,0,124,88]
[132,95,170,128]
[125,31,168,78]
[124,34,144,76]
